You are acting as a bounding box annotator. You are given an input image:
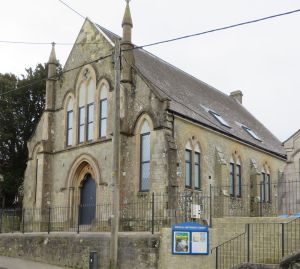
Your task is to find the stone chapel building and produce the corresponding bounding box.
[280,130,300,214]
[23,3,286,222]
[283,129,300,181]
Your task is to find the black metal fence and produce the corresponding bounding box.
[277,179,300,215]
[212,184,251,218]
[1,180,300,235]
[212,217,300,269]
[211,180,300,218]
[0,192,210,234]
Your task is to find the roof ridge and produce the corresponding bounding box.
[93,23,285,156]
[283,129,300,144]
[136,48,232,99]
[136,48,282,141]
[95,24,121,40]
[96,24,243,101]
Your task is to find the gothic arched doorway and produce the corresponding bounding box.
[79,174,96,225]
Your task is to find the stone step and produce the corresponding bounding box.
[231,263,279,269]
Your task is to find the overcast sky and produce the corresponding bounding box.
[0,0,299,142]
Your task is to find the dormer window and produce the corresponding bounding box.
[209,110,231,128]
[242,126,261,141]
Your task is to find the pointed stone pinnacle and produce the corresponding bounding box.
[48,42,57,64]
[122,0,133,27]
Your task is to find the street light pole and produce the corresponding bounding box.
[110,39,121,269]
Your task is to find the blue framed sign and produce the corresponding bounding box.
[172,222,209,255]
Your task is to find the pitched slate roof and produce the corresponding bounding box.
[283,129,300,144]
[95,23,286,158]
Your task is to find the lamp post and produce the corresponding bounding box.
[110,39,121,269]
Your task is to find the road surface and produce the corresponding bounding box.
[0,256,70,269]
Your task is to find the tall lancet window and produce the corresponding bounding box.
[229,159,235,196]
[99,85,108,138]
[33,146,42,206]
[34,155,39,204]
[66,98,73,146]
[86,81,95,141]
[194,144,201,190]
[78,84,85,144]
[185,142,192,189]
[236,158,242,197]
[229,157,242,197]
[261,169,266,203]
[140,120,151,192]
[265,167,271,203]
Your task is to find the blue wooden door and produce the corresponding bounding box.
[80,175,96,225]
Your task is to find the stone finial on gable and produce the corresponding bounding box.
[122,0,133,28]
[47,42,58,79]
[121,0,134,84]
[46,43,58,110]
[48,42,57,65]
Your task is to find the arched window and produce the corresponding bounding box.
[77,76,96,144]
[33,146,42,206]
[34,154,39,204]
[78,84,85,144]
[185,142,192,189]
[229,156,242,197]
[261,166,271,203]
[66,98,73,146]
[266,172,271,203]
[99,85,108,138]
[260,168,266,203]
[236,158,242,197]
[229,158,235,196]
[87,81,95,141]
[140,120,151,192]
[194,144,201,190]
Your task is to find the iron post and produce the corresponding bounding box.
[151,192,155,234]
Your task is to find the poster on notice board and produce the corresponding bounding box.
[191,232,208,254]
[174,231,190,254]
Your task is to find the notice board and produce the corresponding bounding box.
[172,222,209,255]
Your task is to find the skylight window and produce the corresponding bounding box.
[242,126,262,141]
[209,110,231,128]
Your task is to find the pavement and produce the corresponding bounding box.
[0,256,70,269]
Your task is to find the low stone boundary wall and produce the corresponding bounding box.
[0,232,160,269]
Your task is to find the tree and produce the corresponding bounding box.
[0,63,59,207]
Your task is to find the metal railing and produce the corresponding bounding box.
[0,192,210,234]
[211,180,300,218]
[0,180,299,236]
[214,231,248,269]
[211,184,251,218]
[212,217,300,269]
